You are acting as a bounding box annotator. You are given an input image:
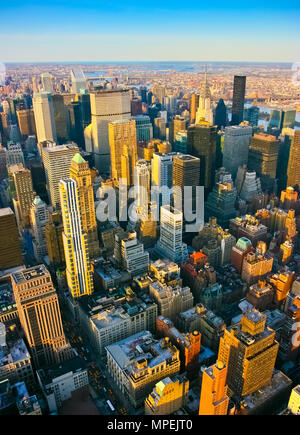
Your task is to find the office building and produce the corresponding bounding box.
[33,92,57,143]
[205,179,237,228]
[37,357,88,414]
[145,374,189,415]
[242,242,273,285]
[235,166,263,203]
[60,178,94,298]
[155,205,188,264]
[79,290,157,355]
[5,143,25,167]
[70,68,86,93]
[151,152,173,189]
[244,106,259,127]
[134,159,151,220]
[42,143,79,208]
[40,73,53,93]
[190,93,199,124]
[133,115,153,142]
[108,119,137,186]
[45,211,65,267]
[106,331,180,408]
[69,153,100,258]
[52,94,69,143]
[86,88,131,173]
[218,309,279,397]
[0,324,35,389]
[172,154,200,212]
[11,265,72,368]
[9,164,36,230]
[0,208,23,270]
[248,133,280,191]
[30,196,50,262]
[16,109,36,138]
[114,230,149,276]
[149,281,193,322]
[199,361,229,415]
[287,130,300,188]
[196,72,214,125]
[169,116,186,144]
[154,117,166,141]
[222,125,252,179]
[214,99,227,130]
[187,122,217,193]
[231,75,246,125]
[173,131,188,154]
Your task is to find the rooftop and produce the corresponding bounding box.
[11,264,49,284]
[37,356,87,386]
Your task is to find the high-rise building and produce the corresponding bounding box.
[32,92,57,143]
[154,117,166,141]
[248,133,280,191]
[69,153,100,258]
[9,164,36,230]
[235,166,262,203]
[5,143,25,167]
[16,109,36,138]
[0,208,23,270]
[114,230,149,276]
[70,68,86,93]
[52,94,69,143]
[287,130,300,188]
[173,131,188,154]
[244,106,259,127]
[218,309,279,397]
[205,179,237,228]
[222,124,253,179]
[231,75,246,125]
[108,119,137,186]
[86,89,131,173]
[190,93,199,124]
[40,73,53,93]
[199,361,229,415]
[169,116,186,144]
[66,101,85,148]
[45,211,65,267]
[59,178,94,298]
[187,122,217,193]
[30,196,50,262]
[134,159,151,220]
[155,205,188,264]
[11,265,72,368]
[241,241,273,285]
[172,154,200,212]
[196,72,214,125]
[0,146,7,181]
[42,143,79,208]
[132,115,153,142]
[214,99,227,130]
[151,152,173,189]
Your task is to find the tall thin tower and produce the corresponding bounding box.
[59,178,94,298]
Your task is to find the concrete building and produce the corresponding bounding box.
[33,92,57,143]
[106,331,180,408]
[222,125,252,179]
[0,208,23,270]
[145,374,189,415]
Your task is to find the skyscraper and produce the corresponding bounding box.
[86,88,131,173]
[45,211,65,267]
[70,68,86,93]
[248,133,280,191]
[172,154,200,212]
[52,94,69,144]
[134,159,151,221]
[190,93,199,124]
[0,208,23,270]
[40,73,53,93]
[218,309,279,397]
[59,178,94,298]
[231,75,246,125]
[222,124,253,179]
[42,143,79,208]
[69,153,100,258]
[199,361,229,415]
[132,115,153,142]
[287,130,300,188]
[108,119,137,186]
[30,196,50,262]
[155,205,188,263]
[214,99,227,130]
[32,92,57,143]
[16,109,36,138]
[187,122,217,194]
[11,265,72,368]
[9,164,36,230]
[169,115,186,144]
[195,72,214,125]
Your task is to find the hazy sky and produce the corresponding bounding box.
[1,0,300,62]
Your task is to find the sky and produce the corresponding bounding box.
[0,0,300,62]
